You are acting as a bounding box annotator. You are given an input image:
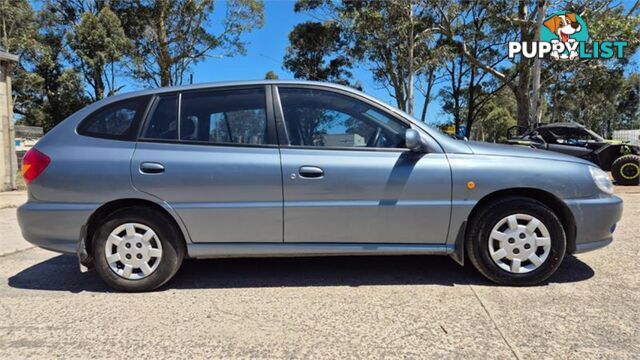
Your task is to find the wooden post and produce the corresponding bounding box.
[0,51,19,191]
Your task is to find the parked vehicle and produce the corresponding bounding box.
[18,81,623,291]
[507,122,640,185]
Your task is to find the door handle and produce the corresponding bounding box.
[140,162,165,174]
[298,166,324,179]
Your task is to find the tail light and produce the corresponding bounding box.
[22,148,50,184]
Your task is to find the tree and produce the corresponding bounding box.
[283,21,354,86]
[15,32,90,131]
[1,0,40,117]
[3,0,89,129]
[68,7,130,100]
[437,0,640,129]
[293,0,440,114]
[542,2,640,135]
[264,70,278,80]
[470,88,517,142]
[114,0,265,87]
[437,0,535,127]
[436,2,509,136]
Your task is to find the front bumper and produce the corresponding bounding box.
[565,195,623,253]
[17,202,97,254]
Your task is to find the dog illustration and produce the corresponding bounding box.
[544,13,581,60]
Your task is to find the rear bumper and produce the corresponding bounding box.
[17,202,97,254]
[565,195,623,254]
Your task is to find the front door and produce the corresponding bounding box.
[131,86,283,243]
[275,86,452,244]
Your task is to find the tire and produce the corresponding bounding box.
[92,206,185,292]
[466,197,566,285]
[611,154,640,186]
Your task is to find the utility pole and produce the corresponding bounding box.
[0,51,19,191]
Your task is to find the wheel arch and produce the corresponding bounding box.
[466,188,577,253]
[81,198,189,266]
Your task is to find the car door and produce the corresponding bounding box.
[131,86,283,243]
[274,86,452,244]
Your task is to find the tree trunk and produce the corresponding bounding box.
[514,86,531,128]
[530,0,546,126]
[157,0,171,87]
[420,68,434,123]
[407,1,415,116]
[94,69,104,100]
[514,0,532,128]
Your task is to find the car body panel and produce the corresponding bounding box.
[444,152,618,249]
[16,80,623,263]
[131,142,283,243]
[280,148,452,244]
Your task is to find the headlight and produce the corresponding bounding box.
[589,166,613,194]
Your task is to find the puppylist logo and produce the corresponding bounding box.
[509,11,628,60]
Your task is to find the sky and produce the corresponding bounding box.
[122,0,448,124]
[93,1,640,125]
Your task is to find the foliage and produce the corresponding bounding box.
[3,1,89,130]
[283,21,354,86]
[14,32,90,131]
[470,89,517,142]
[264,70,278,80]
[113,0,264,87]
[291,0,441,114]
[67,7,131,100]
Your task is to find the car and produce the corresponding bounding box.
[506,122,640,185]
[18,81,623,291]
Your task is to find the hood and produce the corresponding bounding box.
[465,141,594,165]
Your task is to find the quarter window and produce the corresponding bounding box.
[278,88,407,148]
[78,96,150,140]
[179,88,267,145]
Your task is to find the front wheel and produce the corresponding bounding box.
[93,206,185,292]
[611,154,640,186]
[466,197,566,285]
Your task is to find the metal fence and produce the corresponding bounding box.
[612,129,640,145]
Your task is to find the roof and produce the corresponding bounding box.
[0,51,19,62]
[112,80,356,98]
[537,122,585,129]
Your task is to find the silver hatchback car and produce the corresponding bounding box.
[18,81,623,291]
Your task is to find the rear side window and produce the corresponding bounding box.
[78,96,150,140]
[180,88,267,145]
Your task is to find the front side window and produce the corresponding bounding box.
[179,88,267,145]
[278,88,407,148]
[78,96,150,140]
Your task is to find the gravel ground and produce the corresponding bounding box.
[0,187,638,359]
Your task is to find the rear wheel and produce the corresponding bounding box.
[466,197,566,285]
[611,154,640,185]
[93,206,185,292]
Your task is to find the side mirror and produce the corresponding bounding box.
[405,129,426,152]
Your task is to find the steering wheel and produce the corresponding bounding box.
[368,127,382,147]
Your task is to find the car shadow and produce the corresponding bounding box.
[8,254,594,293]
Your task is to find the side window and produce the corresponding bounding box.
[179,88,267,145]
[278,88,407,148]
[78,96,150,140]
[142,95,178,140]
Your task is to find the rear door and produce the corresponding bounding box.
[274,86,452,244]
[131,86,283,243]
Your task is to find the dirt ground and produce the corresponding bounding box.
[0,186,638,359]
